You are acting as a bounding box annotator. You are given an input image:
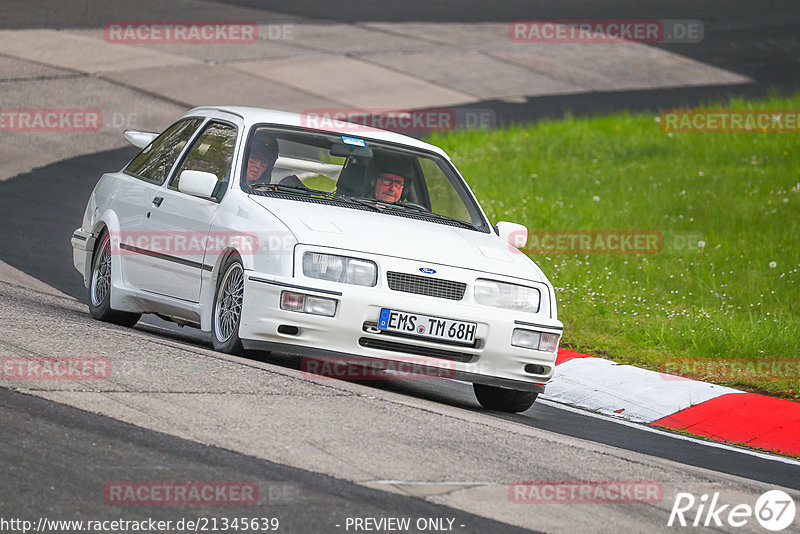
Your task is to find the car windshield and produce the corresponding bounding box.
[240,126,488,231]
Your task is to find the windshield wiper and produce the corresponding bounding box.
[338,196,384,212]
[249,183,336,199]
[415,210,476,229]
[346,197,476,229]
[393,201,430,212]
[380,200,474,228]
[252,186,477,229]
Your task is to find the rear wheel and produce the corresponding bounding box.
[88,231,141,327]
[212,255,245,355]
[473,383,538,413]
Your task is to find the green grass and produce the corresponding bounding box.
[426,94,800,399]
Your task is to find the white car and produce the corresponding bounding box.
[71,106,563,412]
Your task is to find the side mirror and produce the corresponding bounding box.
[496,221,528,249]
[123,129,158,149]
[178,170,219,199]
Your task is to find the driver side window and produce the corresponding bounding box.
[125,118,203,185]
[169,121,238,190]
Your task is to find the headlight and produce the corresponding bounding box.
[303,252,377,286]
[473,279,540,312]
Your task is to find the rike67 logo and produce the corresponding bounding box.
[668,490,796,531]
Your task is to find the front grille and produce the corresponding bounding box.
[358,337,475,363]
[386,271,466,301]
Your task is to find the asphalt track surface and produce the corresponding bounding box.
[0,387,536,534]
[212,0,800,121]
[2,1,800,531]
[1,147,799,498]
[3,0,799,122]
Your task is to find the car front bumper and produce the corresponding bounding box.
[238,273,561,393]
[71,228,96,286]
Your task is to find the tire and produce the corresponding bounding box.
[212,254,245,355]
[473,383,538,413]
[88,231,141,327]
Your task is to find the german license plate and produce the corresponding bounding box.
[378,308,476,345]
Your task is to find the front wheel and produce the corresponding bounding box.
[212,255,245,355]
[88,231,141,327]
[473,383,538,413]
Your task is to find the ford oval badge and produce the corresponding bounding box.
[419,267,437,275]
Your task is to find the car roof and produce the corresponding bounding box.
[186,106,451,160]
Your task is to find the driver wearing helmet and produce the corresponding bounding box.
[372,171,406,203]
[370,156,412,203]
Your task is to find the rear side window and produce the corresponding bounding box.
[170,121,238,189]
[126,118,203,185]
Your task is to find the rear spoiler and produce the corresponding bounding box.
[123,129,158,150]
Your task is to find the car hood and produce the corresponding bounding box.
[249,196,546,283]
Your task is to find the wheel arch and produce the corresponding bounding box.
[200,247,243,331]
[82,211,120,289]
[89,211,128,310]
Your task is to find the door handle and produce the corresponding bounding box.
[152,196,164,207]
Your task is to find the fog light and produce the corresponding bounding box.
[305,295,337,317]
[511,329,560,352]
[511,329,541,349]
[280,291,337,317]
[539,332,560,353]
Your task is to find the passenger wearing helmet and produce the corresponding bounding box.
[246,133,306,189]
[246,134,279,184]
